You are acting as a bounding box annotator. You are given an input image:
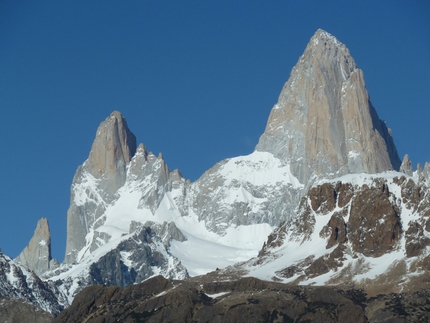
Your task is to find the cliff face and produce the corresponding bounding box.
[256,29,401,183]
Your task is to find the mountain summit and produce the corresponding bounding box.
[256,29,401,183]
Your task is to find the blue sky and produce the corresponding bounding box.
[1,1,429,261]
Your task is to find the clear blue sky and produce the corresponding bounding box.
[1,1,429,261]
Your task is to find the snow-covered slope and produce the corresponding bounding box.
[237,170,430,294]
[47,140,301,301]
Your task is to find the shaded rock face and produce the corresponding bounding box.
[48,223,188,302]
[256,29,401,183]
[305,179,401,259]
[64,111,137,263]
[15,218,56,275]
[348,183,401,257]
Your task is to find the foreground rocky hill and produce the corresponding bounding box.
[53,275,430,323]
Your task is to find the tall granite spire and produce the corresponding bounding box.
[64,111,137,263]
[255,29,401,183]
[15,218,56,275]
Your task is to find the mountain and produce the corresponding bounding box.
[3,29,427,319]
[256,29,401,184]
[46,28,408,303]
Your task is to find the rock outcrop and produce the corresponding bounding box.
[64,111,137,263]
[15,218,57,275]
[256,29,401,183]
[86,110,137,196]
[249,172,430,295]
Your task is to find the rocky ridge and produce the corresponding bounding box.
[53,275,430,323]
[0,298,53,323]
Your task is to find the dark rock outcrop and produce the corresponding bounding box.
[53,276,368,323]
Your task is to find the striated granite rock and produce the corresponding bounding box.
[15,218,57,275]
[64,111,137,263]
[256,29,401,183]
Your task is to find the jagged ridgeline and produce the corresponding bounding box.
[5,29,429,322]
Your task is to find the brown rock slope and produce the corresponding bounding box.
[53,275,430,323]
